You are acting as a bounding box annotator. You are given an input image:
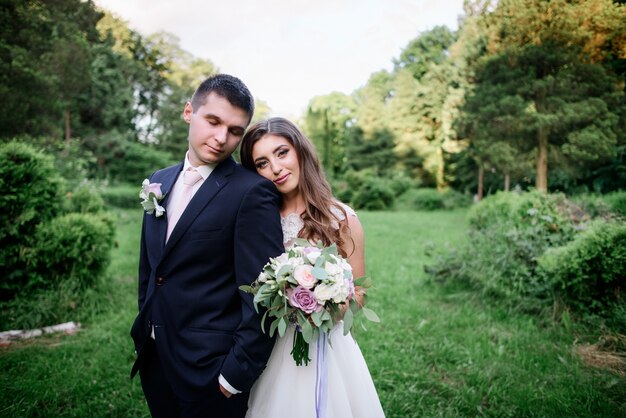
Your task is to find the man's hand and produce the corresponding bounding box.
[219,383,233,398]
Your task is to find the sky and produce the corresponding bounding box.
[94,0,465,118]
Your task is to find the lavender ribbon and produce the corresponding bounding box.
[315,331,329,418]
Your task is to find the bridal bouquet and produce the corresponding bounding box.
[240,239,379,366]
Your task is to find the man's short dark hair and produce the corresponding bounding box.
[190,74,254,121]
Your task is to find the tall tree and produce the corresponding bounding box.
[457,0,626,192]
[304,92,356,177]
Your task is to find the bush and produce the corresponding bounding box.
[603,190,626,217]
[426,191,577,309]
[538,221,626,314]
[64,184,105,214]
[27,213,115,290]
[0,141,64,299]
[85,130,174,183]
[333,169,395,210]
[5,135,97,189]
[396,188,444,211]
[351,176,395,210]
[441,189,472,209]
[569,194,613,219]
[100,184,140,209]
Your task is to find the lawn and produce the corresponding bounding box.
[1,209,623,417]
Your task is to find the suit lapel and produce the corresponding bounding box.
[161,158,236,259]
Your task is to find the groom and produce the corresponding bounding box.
[130,74,284,418]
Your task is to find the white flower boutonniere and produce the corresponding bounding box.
[139,179,166,217]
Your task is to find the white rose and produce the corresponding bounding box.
[304,248,322,264]
[324,261,343,277]
[313,283,336,303]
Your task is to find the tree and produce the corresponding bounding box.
[465,43,621,192]
[394,26,455,81]
[304,92,356,177]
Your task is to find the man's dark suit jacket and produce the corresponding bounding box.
[130,156,283,403]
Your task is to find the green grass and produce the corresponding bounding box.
[1,209,624,417]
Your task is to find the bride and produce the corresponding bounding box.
[239,117,385,418]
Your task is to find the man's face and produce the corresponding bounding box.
[184,92,250,166]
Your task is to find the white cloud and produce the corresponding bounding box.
[94,0,463,118]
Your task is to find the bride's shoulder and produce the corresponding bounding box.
[330,200,357,221]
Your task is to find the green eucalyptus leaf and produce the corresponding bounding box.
[353,276,372,288]
[269,319,279,337]
[362,306,380,323]
[312,267,327,281]
[301,318,313,343]
[278,317,287,337]
[311,310,323,327]
[239,285,254,294]
[343,308,354,335]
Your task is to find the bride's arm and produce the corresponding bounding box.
[342,214,366,307]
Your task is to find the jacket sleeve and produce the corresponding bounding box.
[219,178,284,392]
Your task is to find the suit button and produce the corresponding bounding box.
[147,320,152,328]
[156,277,165,286]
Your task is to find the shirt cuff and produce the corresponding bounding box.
[218,374,241,395]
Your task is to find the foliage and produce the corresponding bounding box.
[27,213,115,292]
[396,188,444,211]
[64,184,105,214]
[83,130,174,183]
[303,92,356,177]
[441,188,473,209]
[603,190,626,217]
[333,170,395,210]
[100,184,142,209]
[427,191,577,309]
[396,188,473,211]
[569,191,626,219]
[0,141,64,300]
[539,220,625,318]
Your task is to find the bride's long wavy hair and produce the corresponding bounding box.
[240,117,351,256]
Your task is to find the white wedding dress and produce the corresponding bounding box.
[246,205,385,418]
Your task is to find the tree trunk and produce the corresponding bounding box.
[477,165,484,202]
[504,174,510,192]
[536,126,548,192]
[436,146,445,192]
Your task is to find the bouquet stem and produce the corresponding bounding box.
[291,329,311,366]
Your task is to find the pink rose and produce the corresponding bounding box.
[145,182,163,197]
[287,286,322,314]
[293,265,316,289]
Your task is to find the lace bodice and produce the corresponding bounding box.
[280,202,356,248]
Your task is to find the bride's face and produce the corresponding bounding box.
[251,134,300,196]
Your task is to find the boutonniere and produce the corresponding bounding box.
[139,179,166,217]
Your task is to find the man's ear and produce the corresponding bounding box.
[183,101,193,124]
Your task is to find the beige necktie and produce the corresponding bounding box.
[166,169,203,242]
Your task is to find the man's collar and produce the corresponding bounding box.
[184,151,216,179]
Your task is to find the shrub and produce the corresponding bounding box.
[603,190,626,217]
[100,184,140,209]
[0,141,64,299]
[333,169,395,210]
[396,188,444,211]
[426,191,577,309]
[538,221,626,314]
[387,172,415,196]
[569,194,613,219]
[85,130,174,183]
[6,135,97,189]
[64,184,105,214]
[27,213,115,290]
[351,176,395,210]
[441,189,472,209]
